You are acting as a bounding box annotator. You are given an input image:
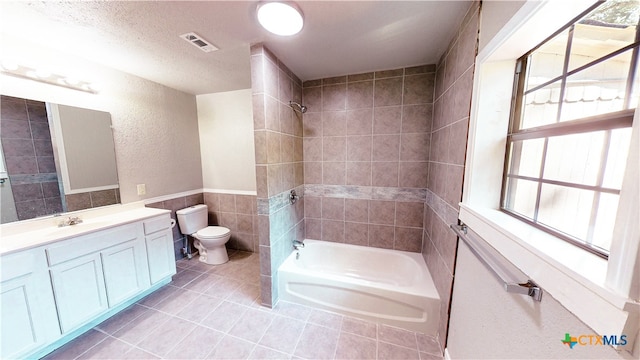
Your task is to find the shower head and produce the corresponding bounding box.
[289,101,307,114]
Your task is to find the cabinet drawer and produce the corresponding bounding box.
[0,251,35,282]
[46,223,140,266]
[143,215,171,235]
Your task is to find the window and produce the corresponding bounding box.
[502,0,640,258]
[461,0,639,350]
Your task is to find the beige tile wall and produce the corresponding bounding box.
[66,189,120,212]
[146,191,258,260]
[146,193,205,259]
[203,192,258,253]
[302,65,435,252]
[1,96,64,220]
[423,1,480,350]
[250,2,479,325]
[251,44,305,307]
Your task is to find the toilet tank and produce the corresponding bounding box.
[176,204,209,235]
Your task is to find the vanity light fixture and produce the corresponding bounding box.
[0,62,98,94]
[257,1,304,36]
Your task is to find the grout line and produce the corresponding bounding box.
[251,312,278,355]
[64,332,109,360]
[375,320,380,360]
[55,250,441,360]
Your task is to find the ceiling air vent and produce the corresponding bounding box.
[179,32,219,53]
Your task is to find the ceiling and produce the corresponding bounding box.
[0,1,472,95]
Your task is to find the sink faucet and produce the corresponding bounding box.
[58,216,83,227]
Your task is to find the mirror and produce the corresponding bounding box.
[0,95,120,223]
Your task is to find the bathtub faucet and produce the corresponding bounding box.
[293,239,305,251]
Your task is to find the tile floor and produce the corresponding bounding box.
[42,250,443,360]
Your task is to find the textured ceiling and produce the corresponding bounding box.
[0,1,471,95]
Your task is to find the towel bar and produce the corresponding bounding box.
[450,223,543,302]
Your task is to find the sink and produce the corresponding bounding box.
[38,219,114,238]
[0,206,171,257]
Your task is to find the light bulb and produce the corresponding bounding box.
[257,2,304,36]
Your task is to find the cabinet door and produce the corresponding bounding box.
[101,239,149,307]
[145,229,176,285]
[50,253,108,333]
[1,251,60,359]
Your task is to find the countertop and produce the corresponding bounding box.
[0,204,171,256]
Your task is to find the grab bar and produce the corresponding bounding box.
[450,223,542,302]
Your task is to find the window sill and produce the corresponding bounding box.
[458,203,637,345]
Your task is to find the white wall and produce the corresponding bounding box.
[477,0,526,54]
[0,36,203,203]
[448,239,627,360]
[196,89,256,193]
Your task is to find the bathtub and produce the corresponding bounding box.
[277,239,440,334]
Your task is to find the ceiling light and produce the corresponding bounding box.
[257,2,304,36]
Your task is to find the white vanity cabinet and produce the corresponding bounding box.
[0,249,60,359]
[101,238,151,306]
[48,252,109,333]
[46,222,150,333]
[0,207,176,359]
[143,215,177,285]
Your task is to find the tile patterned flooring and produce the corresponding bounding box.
[43,251,443,360]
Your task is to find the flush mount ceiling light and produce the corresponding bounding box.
[257,1,304,36]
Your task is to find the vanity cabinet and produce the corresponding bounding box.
[0,249,60,359]
[49,252,109,333]
[46,222,150,333]
[144,215,177,285]
[101,239,150,306]
[0,209,176,359]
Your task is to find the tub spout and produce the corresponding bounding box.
[293,240,305,251]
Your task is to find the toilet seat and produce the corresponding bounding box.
[196,226,230,239]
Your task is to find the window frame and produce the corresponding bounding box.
[500,1,640,258]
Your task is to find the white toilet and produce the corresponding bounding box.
[176,204,231,265]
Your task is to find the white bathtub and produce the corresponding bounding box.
[277,239,440,334]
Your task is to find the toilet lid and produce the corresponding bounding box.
[197,226,230,239]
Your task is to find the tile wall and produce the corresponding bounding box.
[147,193,205,259]
[66,189,120,212]
[248,2,479,332]
[251,44,305,307]
[0,95,121,222]
[146,191,258,260]
[203,192,259,253]
[422,1,480,351]
[301,66,434,252]
[0,95,63,220]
